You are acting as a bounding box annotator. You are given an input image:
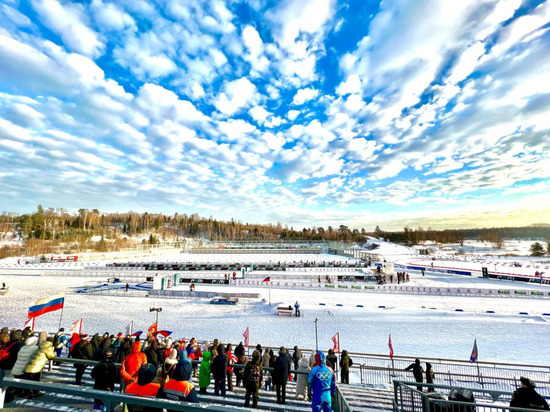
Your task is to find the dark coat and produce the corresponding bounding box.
[405,360,424,383]
[326,351,338,371]
[510,387,549,410]
[0,339,24,370]
[243,358,263,390]
[272,353,290,385]
[234,344,245,359]
[145,340,161,367]
[339,351,353,372]
[212,348,228,380]
[292,346,301,370]
[73,340,93,360]
[91,359,119,391]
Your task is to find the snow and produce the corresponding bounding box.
[1,246,549,367]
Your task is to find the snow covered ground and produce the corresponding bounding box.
[1,246,549,367]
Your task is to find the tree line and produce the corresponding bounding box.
[0,206,549,257]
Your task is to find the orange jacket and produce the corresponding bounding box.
[121,342,147,386]
[126,381,160,397]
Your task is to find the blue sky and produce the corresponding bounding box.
[1,0,549,231]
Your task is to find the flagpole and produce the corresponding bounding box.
[269,280,271,306]
[57,306,64,331]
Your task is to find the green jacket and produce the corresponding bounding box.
[198,351,212,388]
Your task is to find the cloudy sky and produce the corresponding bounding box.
[1,0,549,231]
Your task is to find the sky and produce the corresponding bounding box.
[0,0,550,231]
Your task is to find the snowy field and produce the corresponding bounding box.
[1,245,549,366]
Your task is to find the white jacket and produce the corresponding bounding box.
[296,356,311,399]
[11,336,39,376]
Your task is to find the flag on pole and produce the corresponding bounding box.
[388,334,394,359]
[243,327,249,347]
[262,276,271,282]
[125,321,133,337]
[28,293,65,318]
[148,322,158,335]
[24,318,35,330]
[131,331,143,337]
[157,330,172,338]
[332,332,340,352]
[70,318,83,335]
[470,339,478,362]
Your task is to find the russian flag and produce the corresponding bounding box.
[131,331,143,337]
[263,276,271,282]
[157,330,172,338]
[28,294,64,318]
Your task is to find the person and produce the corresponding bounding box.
[198,350,212,394]
[273,346,290,404]
[425,362,435,392]
[243,349,263,408]
[91,350,119,411]
[125,363,162,412]
[53,328,67,360]
[121,341,148,387]
[211,344,227,397]
[0,329,24,386]
[296,355,311,400]
[158,361,199,408]
[326,349,338,372]
[234,349,248,388]
[309,351,336,412]
[294,301,301,317]
[226,343,237,391]
[510,376,549,410]
[72,333,93,386]
[339,350,353,384]
[126,283,129,292]
[405,358,424,391]
[162,348,178,385]
[292,345,302,375]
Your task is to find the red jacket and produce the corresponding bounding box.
[121,342,147,386]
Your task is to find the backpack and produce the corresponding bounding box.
[248,363,261,385]
[0,341,17,362]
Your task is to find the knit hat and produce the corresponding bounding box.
[137,364,157,385]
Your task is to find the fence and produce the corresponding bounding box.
[356,355,550,397]
[393,380,549,412]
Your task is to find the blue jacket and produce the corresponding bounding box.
[308,351,335,403]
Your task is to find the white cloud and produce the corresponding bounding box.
[31,0,104,57]
[336,74,361,95]
[287,110,300,121]
[91,0,136,32]
[248,106,270,124]
[214,77,258,116]
[292,88,319,105]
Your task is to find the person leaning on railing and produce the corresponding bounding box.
[510,376,549,411]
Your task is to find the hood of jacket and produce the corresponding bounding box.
[131,341,142,353]
[315,351,326,365]
[25,336,39,346]
[299,357,310,370]
[202,351,211,362]
[173,361,192,382]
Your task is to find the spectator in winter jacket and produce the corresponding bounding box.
[235,352,248,387]
[273,346,290,404]
[243,349,263,409]
[90,333,101,354]
[309,351,335,412]
[226,343,237,391]
[326,349,338,372]
[115,337,132,364]
[145,339,161,368]
[68,333,80,357]
[425,363,435,392]
[125,363,162,412]
[162,348,178,383]
[198,350,212,394]
[269,349,277,367]
[405,359,424,391]
[339,350,353,384]
[510,376,549,411]
[53,328,67,361]
[292,345,301,380]
[121,341,147,387]
[72,334,94,385]
[11,335,39,377]
[308,351,316,368]
[296,355,311,400]
[94,337,111,361]
[158,361,199,408]
[234,342,245,359]
[25,337,55,376]
[0,330,24,385]
[211,345,227,397]
[91,350,118,411]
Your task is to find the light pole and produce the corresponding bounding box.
[150,307,162,325]
[314,318,319,351]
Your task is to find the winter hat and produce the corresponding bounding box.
[520,376,536,388]
[315,350,326,365]
[173,361,192,382]
[117,333,123,338]
[165,349,178,366]
[80,333,88,339]
[279,346,287,354]
[59,328,65,332]
[137,364,157,385]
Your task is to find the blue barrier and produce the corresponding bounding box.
[319,303,326,306]
[487,310,495,313]
[336,303,343,306]
[543,313,550,316]
[519,312,528,315]
[455,309,463,312]
[378,305,386,309]
[356,304,364,308]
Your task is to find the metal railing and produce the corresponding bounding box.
[393,380,549,412]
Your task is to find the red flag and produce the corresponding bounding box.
[243,327,249,348]
[389,334,394,359]
[70,318,82,335]
[332,332,340,352]
[148,322,158,335]
[24,318,35,330]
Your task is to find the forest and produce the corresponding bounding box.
[0,206,548,257]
